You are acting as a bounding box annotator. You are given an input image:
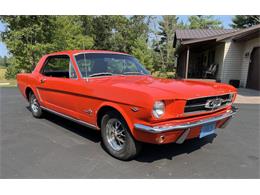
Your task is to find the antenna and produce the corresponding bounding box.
[82,42,88,80]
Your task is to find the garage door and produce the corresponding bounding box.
[246,47,260,90]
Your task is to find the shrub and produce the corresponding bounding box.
[5,65,21,79]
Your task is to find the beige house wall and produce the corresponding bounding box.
[221,39,244,84]
[221,37,260,87]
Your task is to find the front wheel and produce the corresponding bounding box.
[101,111,142,160]
[29,92,43,118]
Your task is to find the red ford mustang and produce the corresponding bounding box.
[17,50,238,160]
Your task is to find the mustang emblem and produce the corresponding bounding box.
[205,98,223,109]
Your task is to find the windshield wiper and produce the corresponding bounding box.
[123,72,144,75]
[89,72,113,77]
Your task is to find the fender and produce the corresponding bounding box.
[96,101,135,132]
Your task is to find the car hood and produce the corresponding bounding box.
[87,75,236,100]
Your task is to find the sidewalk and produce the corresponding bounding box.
[235,88,260,104]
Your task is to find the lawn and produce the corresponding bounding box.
[0,67,17,87]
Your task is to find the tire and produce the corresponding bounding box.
[101,111,142,160]
[29,92,43,118]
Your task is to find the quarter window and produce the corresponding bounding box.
[42,55,77,79]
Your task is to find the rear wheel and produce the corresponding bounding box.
[29,92,43,118]
[101,111,142,160]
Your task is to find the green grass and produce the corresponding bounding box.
[0,68,17,87]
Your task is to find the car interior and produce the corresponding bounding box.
[41,55,73,78]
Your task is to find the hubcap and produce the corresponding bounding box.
[106,118,126,151]
[31,95,39,113]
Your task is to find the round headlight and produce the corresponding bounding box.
[152,101,165,118]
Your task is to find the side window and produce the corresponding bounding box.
[42,55,77,79]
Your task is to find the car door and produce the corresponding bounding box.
[37,54,81,119]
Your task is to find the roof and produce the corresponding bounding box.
[48,50,128,56]
[217,24,260,41]
[174,24,260,47]
[175,29,238,40]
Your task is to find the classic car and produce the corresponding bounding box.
[17,50,238,160]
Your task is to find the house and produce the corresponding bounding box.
[173,24,260,90]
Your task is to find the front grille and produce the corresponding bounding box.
[184,94,232,114]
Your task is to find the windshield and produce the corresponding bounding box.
[74,53,150,78]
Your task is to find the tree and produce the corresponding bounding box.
[131,36,154,71]
[188,15,222,29]
[231,15,260,28]
[154,16,178,73]
[0,16,58,72]
[0,16,94,75]
[0,56,3,66]
[3,56,7,67]
[1,15,183,79]
[53,16,94,50]
[82,15,151,54]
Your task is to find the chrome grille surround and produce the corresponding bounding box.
[184,94,233,114]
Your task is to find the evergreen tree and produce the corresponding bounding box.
[155,16,178,72]
[231,15,260,28]
[188,15,222,29]
[131,36,153,71]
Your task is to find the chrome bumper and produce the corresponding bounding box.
[134,106,238,134]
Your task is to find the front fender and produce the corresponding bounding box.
[96,102,135,132]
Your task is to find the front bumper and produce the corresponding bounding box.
[134,106,238,144]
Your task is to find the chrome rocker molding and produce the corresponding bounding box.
[40,106,99,130]
[134,106,238,134]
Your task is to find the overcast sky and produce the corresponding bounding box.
[0,15,233,57]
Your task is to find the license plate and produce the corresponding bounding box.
[200,122,216,138]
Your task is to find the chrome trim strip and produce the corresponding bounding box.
[185,103,207,108]
[134,106,238,133]
[41,106,99,130]
[36,88,42,102]
[186,93,233,100]
[73,52,131,57]
[176,128,191,144]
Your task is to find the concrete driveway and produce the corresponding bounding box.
[235,88,260,104]
[0,87,259,178]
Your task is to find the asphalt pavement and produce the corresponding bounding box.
[0,87,259,178]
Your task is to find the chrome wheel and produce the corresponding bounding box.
[30,95,39,113]
[106,118,126,151]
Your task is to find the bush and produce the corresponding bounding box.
[0,68,7,80]
[5,65,21,79]
[152,70,176,79]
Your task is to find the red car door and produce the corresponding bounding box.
[37,54,81,119]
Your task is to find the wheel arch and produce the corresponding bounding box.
[25,87,34,101]
[96,102,134,132]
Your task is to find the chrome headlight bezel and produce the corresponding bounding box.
[152,100,165,119]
